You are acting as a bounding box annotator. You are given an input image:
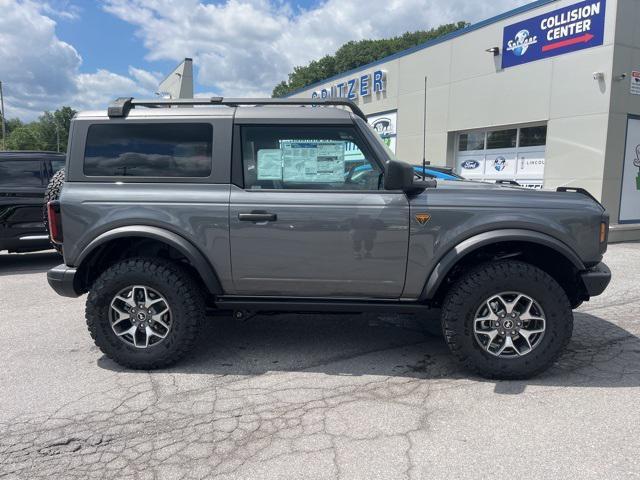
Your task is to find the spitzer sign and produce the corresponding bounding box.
[502,0,606,69]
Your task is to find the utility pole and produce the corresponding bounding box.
[55,120,60,152]
[0,81,6,151]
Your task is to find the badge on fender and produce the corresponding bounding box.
[415,213,431,225]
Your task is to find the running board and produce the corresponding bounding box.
[214,296,432,313]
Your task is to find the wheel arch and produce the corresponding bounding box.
[74,225,223,295]
[421,229,586,305]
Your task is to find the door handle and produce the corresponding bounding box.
[238,211,278,222]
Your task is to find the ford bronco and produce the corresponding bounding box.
[46,97,611,379]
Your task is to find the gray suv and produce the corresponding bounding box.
[46,97,611,379]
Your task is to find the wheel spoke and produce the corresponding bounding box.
[477,300,499,322]
[497,335,519,356]
[520,312,544,322]
[152,316,170,330]
[146,325,167,340]
[520,327,545,338]
[111,304,129,322]
[148,298,166,310]
[477,329,499,350]
[116,325,137,338]
[115,295,135,308]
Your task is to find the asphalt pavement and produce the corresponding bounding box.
[0,244,639,479]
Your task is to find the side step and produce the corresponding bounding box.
[214,296,433,314]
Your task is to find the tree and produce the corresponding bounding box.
[4,106,76,152]
[272,22,468,97]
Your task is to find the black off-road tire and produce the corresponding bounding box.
[43,168,65,254]
[441,260,573,380]
[86,257,205,369]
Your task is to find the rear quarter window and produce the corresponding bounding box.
[83,123,213,177]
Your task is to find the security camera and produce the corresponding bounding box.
[593,72,605,80]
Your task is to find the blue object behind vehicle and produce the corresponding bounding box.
[349,163,462,181]
[412,166,462,181]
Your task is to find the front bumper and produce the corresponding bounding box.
[47,264,81,298]
[580,262,611,297]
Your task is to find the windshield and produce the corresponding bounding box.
[356,117,399,161]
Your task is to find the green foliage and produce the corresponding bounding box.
[272,22,468,97]
[2,106,76,152]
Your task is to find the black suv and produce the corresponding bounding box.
[0,151,65,253]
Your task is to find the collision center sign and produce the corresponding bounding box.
[501,0,606,69]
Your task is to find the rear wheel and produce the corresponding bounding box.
[441,260,573,379]
[86,257,204,369]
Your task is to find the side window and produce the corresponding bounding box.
[0,160,43,186]
[241,126,382,190]
[84,123,213,177]
[51,158,65,172]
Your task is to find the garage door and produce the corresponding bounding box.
[455,125,546,189]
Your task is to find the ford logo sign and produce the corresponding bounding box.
[461,160,480,170]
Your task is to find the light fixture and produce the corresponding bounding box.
[486,46,500,56]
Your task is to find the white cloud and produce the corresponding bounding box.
[0,0,157,120]
[1,0,530,119]
[103,0,529,96]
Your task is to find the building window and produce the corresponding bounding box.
[455,123,547,189]
[518,126,547,147]
[458,132,485,151]
[84,123,213,177]
[486,129,517,149]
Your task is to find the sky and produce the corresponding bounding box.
[0,0,530,121]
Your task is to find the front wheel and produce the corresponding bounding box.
[441,260,573,379]
[86,258,205,369]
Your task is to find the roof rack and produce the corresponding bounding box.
[107,97,367,120]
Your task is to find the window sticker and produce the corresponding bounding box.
[257,149,283,180]
[281,141,345,183]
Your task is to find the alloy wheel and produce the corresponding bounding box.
[473,292,546,357]
[109,285,172,348]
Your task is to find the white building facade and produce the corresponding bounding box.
[289,0,640,241]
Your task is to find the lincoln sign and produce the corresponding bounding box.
[501,0,606,69]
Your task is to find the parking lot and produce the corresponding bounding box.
[0,243,638,479]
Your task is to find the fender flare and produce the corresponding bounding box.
[420,229,585,300]
[76,225,223,294]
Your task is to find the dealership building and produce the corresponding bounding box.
[289,0,640,241]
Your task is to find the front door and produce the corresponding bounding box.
[229,124,409,298]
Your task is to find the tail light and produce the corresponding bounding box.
[599,213,609,253]
[47,201,63,244]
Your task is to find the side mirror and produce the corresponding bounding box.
[384,161,436,194]
[384,161,414,191]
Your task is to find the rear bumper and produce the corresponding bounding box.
[580,262,611,297]
[47,264,81,298]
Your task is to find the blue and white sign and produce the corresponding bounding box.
[311,70,386,100]
[501,0,606,69]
